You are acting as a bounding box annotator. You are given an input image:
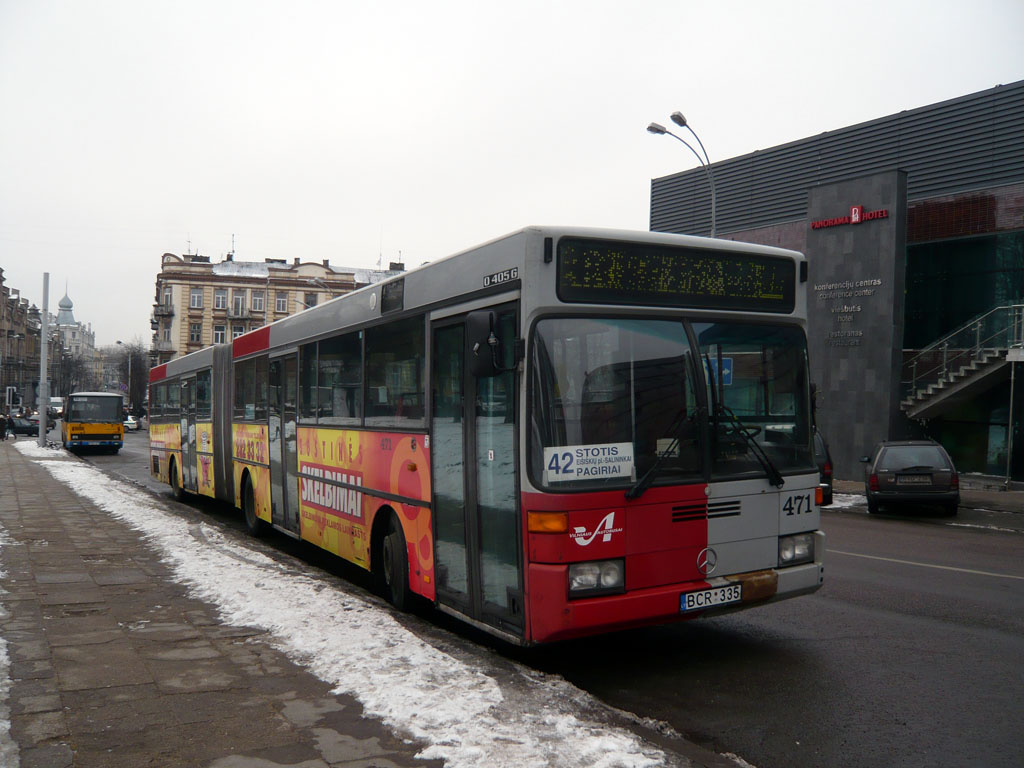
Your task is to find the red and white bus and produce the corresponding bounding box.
[149,227,824,644]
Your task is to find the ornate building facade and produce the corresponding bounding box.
[151,253,404,365]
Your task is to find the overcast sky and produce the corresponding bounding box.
[1,0,1022,347]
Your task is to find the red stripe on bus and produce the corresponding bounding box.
[149,364,167,383]
[233,326,271,358]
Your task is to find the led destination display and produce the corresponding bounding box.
[557,238,796,313]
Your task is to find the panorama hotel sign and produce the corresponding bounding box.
[810,205,890,230]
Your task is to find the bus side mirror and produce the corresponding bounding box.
[467,310,500,378]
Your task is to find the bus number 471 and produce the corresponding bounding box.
[783,494,812,515]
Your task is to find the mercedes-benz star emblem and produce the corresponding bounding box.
[696,547,717,576]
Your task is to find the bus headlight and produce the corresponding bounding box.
[778,534,814,566]
[568,559,625,598]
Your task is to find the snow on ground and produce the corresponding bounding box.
[828,492,866,510]
[12,442,670,768]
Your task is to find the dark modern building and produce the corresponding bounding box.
[650,80,1024,480]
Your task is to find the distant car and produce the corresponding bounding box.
[861,439,959,515]
[8,417,46,436]
[124,415,139,431]
[813,428,833,506]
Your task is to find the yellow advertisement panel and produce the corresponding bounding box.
[149,423,181,484]
[195,422,215,498]
[297,428,434,598]
[232,423,271,522]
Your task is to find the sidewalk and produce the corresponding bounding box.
[0,441,440,768]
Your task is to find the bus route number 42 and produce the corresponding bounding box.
[783,493,813,515]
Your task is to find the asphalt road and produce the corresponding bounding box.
[87,430,1024,768]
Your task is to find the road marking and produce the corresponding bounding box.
[827,549,1024,581]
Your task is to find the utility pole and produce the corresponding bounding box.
[38,273,49,447]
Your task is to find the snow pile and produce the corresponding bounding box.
[829,492,866,509]
[17,444,667,768]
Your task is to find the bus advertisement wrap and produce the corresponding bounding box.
[232,423,271,522]
[297,428,433,594]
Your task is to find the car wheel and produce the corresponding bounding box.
[242,476,267,537]
[379,515,409,611]
[944,501,958,516]
[867,499,880,514]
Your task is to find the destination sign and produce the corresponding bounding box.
[557,238,796,313]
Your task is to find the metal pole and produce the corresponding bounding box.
[38,273,49,448]
[1007,360,1015,489]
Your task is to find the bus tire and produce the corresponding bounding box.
[380,515,409,611]
[242,475,267,538]
[169,459,185,501]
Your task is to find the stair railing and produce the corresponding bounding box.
[902,304,1024,402]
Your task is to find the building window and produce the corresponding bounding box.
[214,289,227,310]
[189,323,202,344]
[162,325,171,342]
[213,325,226,344]
[232,325,244,339]
[276,292,288,313]
[304,293,317,309]
[251,290,265,312]
[190,287,204,309]
[233,290,246,314]
[163,288,173,307]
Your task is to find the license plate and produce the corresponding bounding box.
[681,583,742,612]
[897,474,931,484]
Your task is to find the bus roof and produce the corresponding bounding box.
[150,226,807,375]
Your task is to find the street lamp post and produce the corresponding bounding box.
[647,113,717,237]
[117,340,131,413]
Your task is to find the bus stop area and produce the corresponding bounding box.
[2,438,1022,768]
[0,440,443,768]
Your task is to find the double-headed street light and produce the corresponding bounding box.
[647,112,717,237]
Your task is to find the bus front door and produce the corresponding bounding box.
[180,377,197,492]
[431,307,523,636]
[269,354,301,534]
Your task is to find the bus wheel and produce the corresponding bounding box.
[380,515,409,611]
[169,459,185,501]
[242,476,267,538]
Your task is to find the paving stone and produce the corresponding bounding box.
[0,442,444,768]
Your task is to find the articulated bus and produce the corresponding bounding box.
[62,391,125,453]
[148,227,824,645]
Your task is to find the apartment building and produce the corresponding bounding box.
[151,253,404,365]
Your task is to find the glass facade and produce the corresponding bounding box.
[905,231,1024,347]
[904,230,1024,478]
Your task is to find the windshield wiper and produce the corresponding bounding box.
[625,407,691,500]
[717,404,785,487]
[703,352,784,488]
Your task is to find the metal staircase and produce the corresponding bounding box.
[901,304,1024,421]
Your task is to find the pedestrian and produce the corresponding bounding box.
[0,412,6,441]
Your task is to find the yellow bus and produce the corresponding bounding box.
[62,391,124,453]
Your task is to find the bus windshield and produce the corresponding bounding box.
[529,317,814,490]
[693,321,814,480]
[66,395,123,423]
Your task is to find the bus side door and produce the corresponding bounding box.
[430,304,523,636]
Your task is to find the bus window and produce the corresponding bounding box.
[299,343,317,420]
[166,379,180,416]
[196,369,213,420]
[318,331,362,425]
[365,317,424,427]
[233,357,268,421]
